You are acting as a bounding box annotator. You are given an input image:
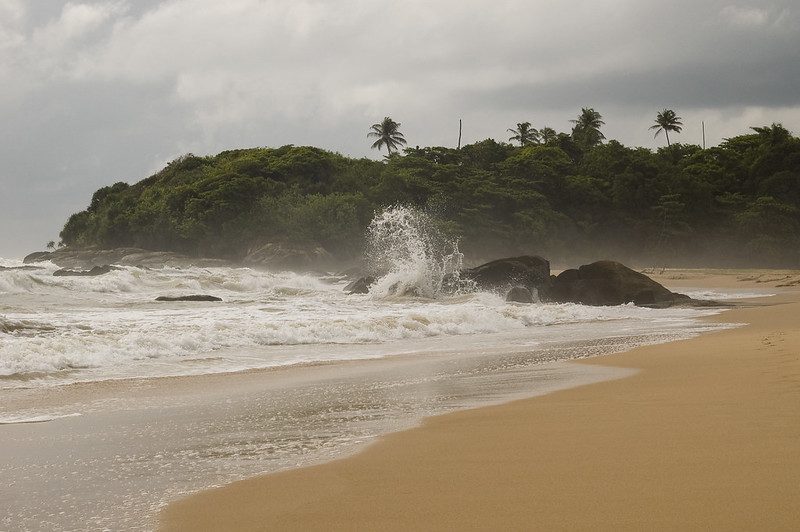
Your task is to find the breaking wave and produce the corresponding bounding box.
[365,205,471,298]
[0,214,731,387]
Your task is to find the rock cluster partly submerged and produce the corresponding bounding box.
[546,261,692,308]
[345,255,712,308]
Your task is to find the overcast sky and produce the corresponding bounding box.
[1,0,799,257]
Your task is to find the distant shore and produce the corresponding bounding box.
[160,270,800,530]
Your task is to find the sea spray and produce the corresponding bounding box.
[365,206,471,298]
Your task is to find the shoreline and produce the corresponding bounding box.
[4,311,681,529]
[160,271,800,530]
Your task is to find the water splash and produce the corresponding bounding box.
[365,206,471,298]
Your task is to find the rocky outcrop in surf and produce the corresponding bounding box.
[53,265,116,277]
[545,261,692,308]
[344,276,375,295]
[505,286,534,303]
[24,247,231,270]
[462,256,550,294]
[242,243,334,272]
[155,295,222,302]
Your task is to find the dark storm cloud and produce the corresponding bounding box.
[471,51,800,111]
[1,0,799,256]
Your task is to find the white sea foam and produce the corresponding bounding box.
[366,206,470,298]
[0,264,720,385]
[681,289,776,300]
[0,208,740,387]
[0,412,82,425]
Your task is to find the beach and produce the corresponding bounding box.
[160,270,800,530]
[4,258,737,530]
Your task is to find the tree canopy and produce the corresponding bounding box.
[508,122,539,146]
[571,108,605,150]
[60,120,800,268]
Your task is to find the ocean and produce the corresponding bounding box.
[0,257,735,388]
[0,211,767,530]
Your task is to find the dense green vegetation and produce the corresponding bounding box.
[60,120,800,267]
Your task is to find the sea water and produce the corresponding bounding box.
[0,207,759,530]
[0,257,731,387]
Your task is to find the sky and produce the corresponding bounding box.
[1,0,799,258]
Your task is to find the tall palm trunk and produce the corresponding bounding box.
[665,130,671,147]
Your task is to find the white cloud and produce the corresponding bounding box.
[34,2,121,45]
[0,0,25,49]
[721,5,771,27]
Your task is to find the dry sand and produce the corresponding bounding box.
[160,271,800,531]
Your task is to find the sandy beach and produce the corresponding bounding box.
[160,270,800,530]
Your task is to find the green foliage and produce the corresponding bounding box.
[60,124,800,267]
[507,122,540,146]
[571,108,606,151]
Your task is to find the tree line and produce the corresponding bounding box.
[59,114,800,267]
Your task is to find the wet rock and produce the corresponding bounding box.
[505,286,534,303]
[25,247,230,269]
[344,276,375,294]
[23,251,52,264]
[462,256,551,292]
[243,243,334,272]
[155,295,222,302]
[53,265,115,277]
[546,261,691,307]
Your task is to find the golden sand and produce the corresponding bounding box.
[161,271,800,530]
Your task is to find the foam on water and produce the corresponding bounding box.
[0,412,81,425]
[0,267,716,383]
[681,288,776,300]
[0,209,742,387]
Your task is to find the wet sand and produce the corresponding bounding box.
[161,270,800,530]
[1,327,642,530]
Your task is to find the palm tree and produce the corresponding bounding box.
[368,117,407,155]
[751,123,790,146]
[539,127,558,145]
[650,109,683,146]
[507,122,539,146]
[570,108,605,149]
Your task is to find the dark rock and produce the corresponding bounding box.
[462,256,551,292]
[155,295,222,302]
[53,265,115,277]
[546,261,690,307]
[25,247,231,269]
[337,266,365,278]
[344,276,375,294]
[505,286,534,303]
[243,243,334,271]
[23,251,53,264]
